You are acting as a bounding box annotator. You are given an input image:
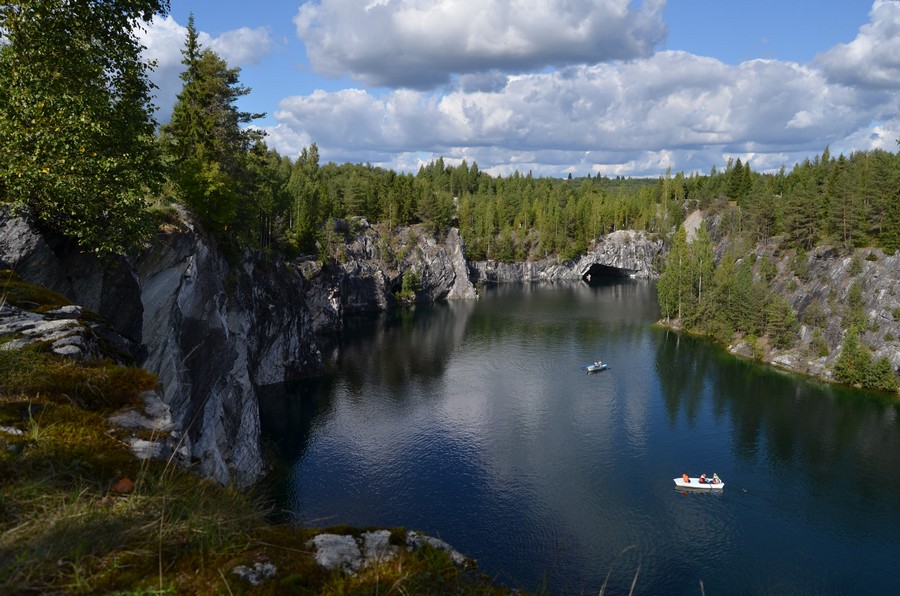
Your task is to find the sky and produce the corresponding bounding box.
[137,1,900,178]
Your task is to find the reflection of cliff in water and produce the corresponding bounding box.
[259,299,477,463]
[333,299,477,394]
[258,377,336,463]
[468,280,659,348]
[655,328,900,517]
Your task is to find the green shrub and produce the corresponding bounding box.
[841,281,867,329]
[810,330,829,358]
[398,268,421,301]
[848,254,863,276]
[802,302,828,328]
[833,328,898,393]
[791,249,809,281]
[758,255,777,282]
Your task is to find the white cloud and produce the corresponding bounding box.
[265,49,885,176]
[137,16,187,121]
[203,27,273,67]
[138,16,274,122]
[294,0,667,89]
[137,3,900,178]
[816,0,900,90]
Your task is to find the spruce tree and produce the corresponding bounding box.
[162,14,264,235]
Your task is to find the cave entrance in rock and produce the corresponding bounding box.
[582,263,635,281]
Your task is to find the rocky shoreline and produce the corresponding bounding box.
[5,204,897,485]
[1,206,663,484]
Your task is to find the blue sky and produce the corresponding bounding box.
[140,1,900,177]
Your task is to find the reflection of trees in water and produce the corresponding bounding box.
[468,280,658,347]
[336,299,476,395]
[655,329,715,424]
[656,328,900,507]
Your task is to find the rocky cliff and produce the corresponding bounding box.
[0,208,481,484]
[301,220,476,333]
[136,213,324,484]
[1,203,670,484]
[689,209,900,391]
[469,230,663,283]
[0,207,144,354]
[730,244,900,386]
[1,206,323,485]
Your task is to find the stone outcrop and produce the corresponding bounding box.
[306,529,472,575]
[0,302,132,361]
[0,206,143,355]
[574,230,663,279]
[301,221,477,333]
[1,206,323,485]
[735,245,900,384]
[135,214,323,484]
[470,230,663,283]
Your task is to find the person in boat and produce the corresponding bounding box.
[682,473,689,484]
[712,473,720,484]
[699,473,707,484]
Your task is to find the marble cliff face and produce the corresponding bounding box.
[1,206,323,485]
[1,205,669,484]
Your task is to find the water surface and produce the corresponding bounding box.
[260,280,900,594]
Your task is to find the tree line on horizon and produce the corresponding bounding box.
[3,1,900,394]
[5,2,899,266]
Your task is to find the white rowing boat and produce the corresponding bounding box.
[673,476,724,490]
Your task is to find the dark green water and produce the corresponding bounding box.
[260,280,900,595]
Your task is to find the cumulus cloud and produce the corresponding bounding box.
[137,16,188,120]
[204,26,273,66]
[265,49,883,176]
[294,0,667,89]
[136,2,900,178]
[816,0,900,90]
[138,15,273,121]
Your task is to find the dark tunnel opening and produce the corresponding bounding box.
[582,263,636,281]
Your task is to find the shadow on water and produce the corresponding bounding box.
[329,299,476,394]
[654,326,900,518]
[259,280,900,594]
[258,377,336,463]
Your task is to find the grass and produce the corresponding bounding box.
[0,342,512,594]
[1,268,71,313]
[0,269,512,594]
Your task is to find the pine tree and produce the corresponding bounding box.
[685,224,715,327]
[288,144,322,254]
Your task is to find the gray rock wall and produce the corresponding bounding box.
[301,223,477,332]
[0,206,143,353]
[470,230,663,283]
[1,206,323,486]
[136,215,323,485]
[746,245,900,383]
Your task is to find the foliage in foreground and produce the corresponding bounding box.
[0,346,509,594]
[0,0,170,255]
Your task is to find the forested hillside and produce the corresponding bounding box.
[656,148,900,394]
[2,1,899,393]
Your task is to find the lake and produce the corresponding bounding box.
[259,280,900,595]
